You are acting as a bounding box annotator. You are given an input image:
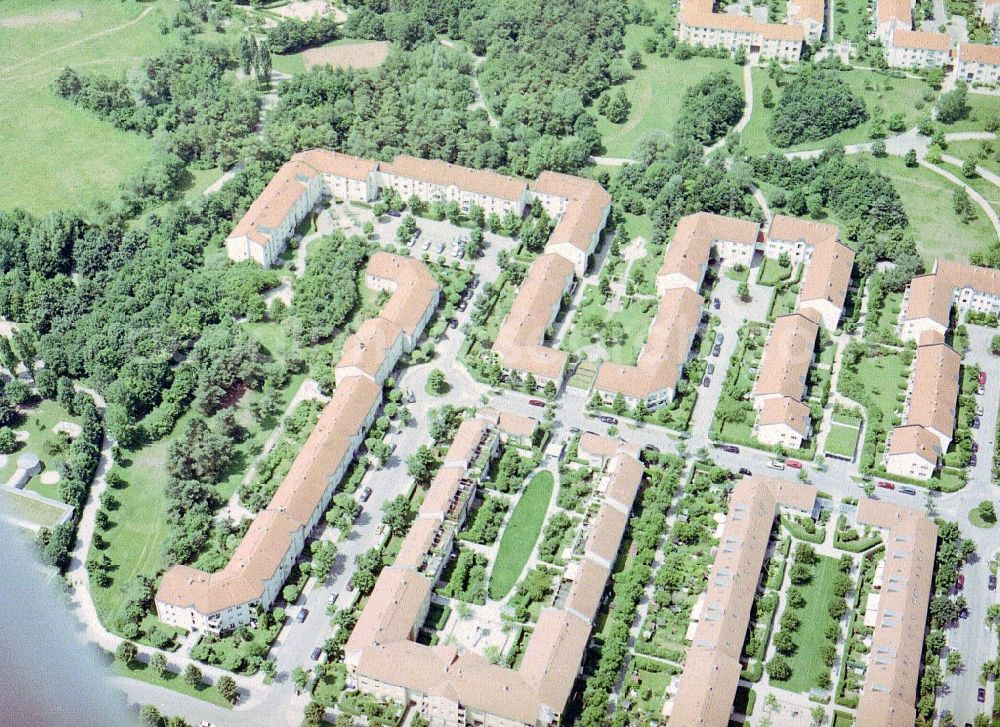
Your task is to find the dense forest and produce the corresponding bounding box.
[768,68,868,147]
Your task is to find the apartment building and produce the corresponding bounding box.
[655,212,761,295]
[677,0,805,62]
[854,499,937,727]
[956,42,1000,83]
[669,476,817,724]
[752,310,820,449]
[492,254,576,386]
[875,0,911,43]
[346,438,645,727]
[593,286,704,411]
[378,155,528,218]
[899,259,1000,342]
[884,341,960,480]
[155,254,439,633]
[529,172,612,277]
[886,28,951,68]
[787,0,825,43]
[366,251,442,350]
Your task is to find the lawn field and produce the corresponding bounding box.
[110,657,232,708]
[741,68,933,154]
[0,488,69,530]
[938,92,1000,133]
[862,153,998,264]
[0,0,240,214]
[825,420,861,460]
[488,470,554,600]
[777,555,841,693]
[595,25,742,158]
[0,0,175,213]
[0,399,78,501]
[945,139,1000,179]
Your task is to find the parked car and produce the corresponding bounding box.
[973,417,981,429]
[990,575,997,591]
[346,580,355,592]
[359,487,373,502]
[600,415,618,425]
[713,298,721,310]
[767,461,785,471]
[721,445,740,454]
[960,607,970,620]
[296,608,309,623]
[387,210,401,217]
[435,241,445,254]
[528,399,546,408]
[310,647,323,661]
[977,406,985,416]
[980,371,988,385]
[899,486,917,495]
[957,574,965,590]
[701,376,711,388]
[421,238,431,251]
[973,441,980,453]
[971,453,978,466]
[978,687,986,703]
[706,363,715,375]
[785,459,803,469]
[569,427,581,435]
[327,593,338,606]
[738,467,753,476]
[448,318,458,329]
[877,480,895,490]
[714,332,724,345]
[978,386,986,396]
[711,344,722,357]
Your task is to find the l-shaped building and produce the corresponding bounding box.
[155,252,440,633]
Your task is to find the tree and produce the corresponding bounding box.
[904,148,918,167]
[254,40,272,85]
[789,562,812,585]
[139,705,164,727]
[291,666,310,694]
[427,369,448,395]
[217,675,238,704]
[406,445,439,484]
[304,702,326,727]
[604,88,631,124]
[115,640,137,666]
[150,652,168,677]
[737,281,750,301]
[612,393,628,416]
[773,629,797,655]
[766,655,792,681]
[238,34,256,75]
[183,664,202,688]
[991,335,1000,356]
[937,82,971,124]
[872,139,887,158]
[954,188,977,224]
[761,85,774,109]
[810,706,827,726]
[979,500,997,523]
[946,650,962,674]
[381,494,410,535]
[963,158,978,178]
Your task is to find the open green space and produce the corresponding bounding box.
[89,324,308,634]
[1,399,79,501]
[488,470,554,600]
[825,421,861,460]
[776,555,841,693]
[561,288,657,366]
[945,139,1000,179]
[835,0,873,42]
[595,25,742,158]
[0,0,236,213]
[969,505,997,528]
[757,257,793,286]
[861,153,997,265]
[0,488,68,530]
[110,657,232,708]
[938,92,1000,133]
[741,68,934,155]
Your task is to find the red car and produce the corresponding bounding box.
[528,399,545,408]
[979,371,988,385]
[785,459,803,469]
[957,574,965,590]
[877,480,895,490]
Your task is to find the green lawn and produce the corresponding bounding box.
[825,422,861,459]
[938,93,1000,133]
[488,470,554,600]
[757,257,793,286]
[0,0,181,213]
[2,399,79,501]
[595,25,742,158]
[111,658,232,708]
[0,488,68,529]
[835,0,873,42]
[768,286,799,320]
[945,139,1000,179]
[741,68,934,154]
[776,555,841,693]
[862,153,998,265]
[89,332,307,635]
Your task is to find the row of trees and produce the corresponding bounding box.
[265,15,340,54]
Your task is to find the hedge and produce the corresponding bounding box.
[780,515,826,544]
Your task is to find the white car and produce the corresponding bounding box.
[421,239,431,251]
[767,460,785,471]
